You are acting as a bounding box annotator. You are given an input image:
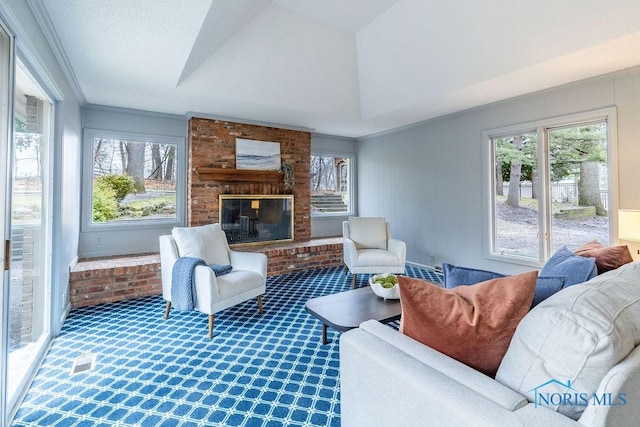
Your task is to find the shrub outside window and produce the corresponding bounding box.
[83,129,184,229]
[310,155,352,216]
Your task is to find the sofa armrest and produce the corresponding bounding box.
[340,325,529,427]
[358,320,527,411]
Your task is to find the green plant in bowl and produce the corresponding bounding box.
[374,274,398,288]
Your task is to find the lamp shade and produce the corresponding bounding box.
[619,209,640,242]
[251,200,260,210]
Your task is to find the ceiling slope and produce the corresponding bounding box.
[39,0,640,137]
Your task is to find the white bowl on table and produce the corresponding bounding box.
[369,273,400,300]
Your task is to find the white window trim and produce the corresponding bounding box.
[310,151,355,218]
[81,128,186,232]
[482,107,619,267]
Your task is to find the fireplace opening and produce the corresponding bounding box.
[219,195,294,246]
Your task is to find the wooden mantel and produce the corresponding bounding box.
[194,167,283,182]
[193,167,311,183]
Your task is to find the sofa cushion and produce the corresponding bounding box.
[496,262,640,420]
[348,217,387,250]
[540,247,597,287]
[172,224,230,266]
[443,263,566,308]
[574,240,634,274]
[398,271,537,377]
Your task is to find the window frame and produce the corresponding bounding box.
[482,108,619,267]
[310,151,355,218]
[81,128,185,232]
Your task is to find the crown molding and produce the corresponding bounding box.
[26,0,86,104]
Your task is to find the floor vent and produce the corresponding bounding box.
[70,353,96,375]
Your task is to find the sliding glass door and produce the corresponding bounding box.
[1,23,54,425]
[0,21,13,427]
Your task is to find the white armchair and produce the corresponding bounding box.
[159,224,267,338]
[343,217,406,289]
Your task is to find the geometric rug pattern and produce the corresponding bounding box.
[12,265,441,426]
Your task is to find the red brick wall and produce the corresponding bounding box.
[69,254,161,308]
[237,237,343,276]
[188,118,311,241]
[67,239,343,307]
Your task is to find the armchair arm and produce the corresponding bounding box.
[193,265,221,312]
[387,238,406,264]
[159,235,179,300]
[229,250,267,281]
[343,238,358,270]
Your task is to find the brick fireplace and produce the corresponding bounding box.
[187,118,343,276]
[187,117,311,240]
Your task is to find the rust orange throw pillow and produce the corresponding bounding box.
[574,240,634,274]
[398,271,537,377]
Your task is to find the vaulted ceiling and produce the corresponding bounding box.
[38,0,640,137]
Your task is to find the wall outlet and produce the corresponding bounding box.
[96,235,103,245]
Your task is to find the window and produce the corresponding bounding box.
[310,154,353,216]
[82,129,184,229]
[485,109,617,266]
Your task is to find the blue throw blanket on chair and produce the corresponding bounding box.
[171,257,206,311]
[209,264,233,276]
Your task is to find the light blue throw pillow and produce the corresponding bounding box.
[540,247,597,287]
[443,263,567,307]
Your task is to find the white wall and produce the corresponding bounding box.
[357,69,640,275]
[310,133,357,238]
[79,105,187,257]
[1,0,83,333]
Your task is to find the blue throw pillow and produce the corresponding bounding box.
[442,263,504,289]
[531,276,566,307]
[540,247,597,287]
[443,263,567,307]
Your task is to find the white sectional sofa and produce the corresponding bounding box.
[340,262,640,426]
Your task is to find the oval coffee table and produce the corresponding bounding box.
[305,286,402,344]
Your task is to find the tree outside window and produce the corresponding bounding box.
[490,117,610,262]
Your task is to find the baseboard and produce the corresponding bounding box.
[406,261,442,273]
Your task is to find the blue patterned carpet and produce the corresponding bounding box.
[12,265,441,427]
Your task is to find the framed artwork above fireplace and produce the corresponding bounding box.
[219,194,294,246]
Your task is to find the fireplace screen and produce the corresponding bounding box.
[219,195,294,245]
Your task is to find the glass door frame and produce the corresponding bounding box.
[7,56,55,417]
[0,17,15,427]
[0,16,59,424]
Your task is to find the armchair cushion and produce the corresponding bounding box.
[171,224,230,266]
[348,217,387,249]
[398,272,537,377]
